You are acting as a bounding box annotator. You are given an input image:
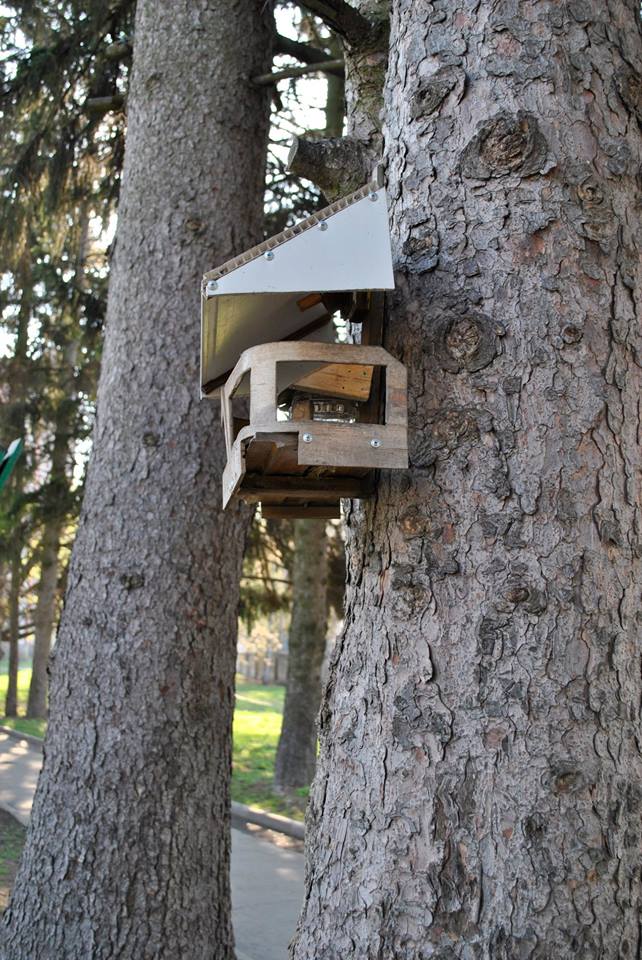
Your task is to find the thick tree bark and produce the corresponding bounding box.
[2,3,271,958]
[274,520,330,791]
[293,2,642,958]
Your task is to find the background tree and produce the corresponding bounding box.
[0,0,131,715]
[2,3,272,958]
[291,1,642,958]
[274,518,330,792]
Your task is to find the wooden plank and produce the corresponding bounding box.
[240,475,368,500]
[292,363,374,401]
[296,422,408,470]
[262,503,341,519]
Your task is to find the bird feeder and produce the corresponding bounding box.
[201,179,408,519]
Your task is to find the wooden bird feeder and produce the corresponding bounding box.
[201,179,408,519]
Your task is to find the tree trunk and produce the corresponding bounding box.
[4,548,21,718]
[274,520,330,791]
[293,2,642,958]
[3,257,30,720]
[2,2,272,958]
[26,508,62,719]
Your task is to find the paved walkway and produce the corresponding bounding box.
[0,731,303,960]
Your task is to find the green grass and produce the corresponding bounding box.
[0,664,47,739]
[233,679,308,821]
[0,664,307,821]
[0,809,26,912]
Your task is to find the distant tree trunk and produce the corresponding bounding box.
[26,509,63,719]
[4,257,30,719]
[2,3,272,959]
[293,1,642,958]
[4,549,21,718]
[274,520,330,791]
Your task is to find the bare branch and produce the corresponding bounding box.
[84,94,126,115]
[274,34,334,65]
[287,134,373,199]
[299,0,376,47]
[252,59,344,87]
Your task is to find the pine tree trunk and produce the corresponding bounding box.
[2,3,272,958]
[4,548,21,718]
[26,510,62,719]
[274,520,330,791]
[27,384,75,719]
[4,256,31,719]
[293,2,642,958]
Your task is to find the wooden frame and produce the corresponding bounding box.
[220,341,408,513]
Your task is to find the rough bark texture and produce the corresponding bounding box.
[275,520,330,791]
[293,2,642,958]
[27,399,72,719]
[2,3,271,958]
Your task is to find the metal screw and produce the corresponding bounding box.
[264,250,275,261]
[205,280,218,296]
[302,433,313,443]
[319,220,328,231]
[370,438,382,448]
[369,192,378,202]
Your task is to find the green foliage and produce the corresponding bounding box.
[0,0,133,652]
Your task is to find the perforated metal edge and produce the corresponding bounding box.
[202,181,378,290]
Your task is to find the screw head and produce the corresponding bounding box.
[369,192,378,202]
[370,438,382,448]
[264,250,275,261]
[302,433,313,443]
[205,280,218,296]
[319,220,328,231]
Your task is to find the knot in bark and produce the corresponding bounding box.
[561,324,583,344]
[576,176,604,207]
[120,572,145,590]
[437,313,502,373]
[445,317,481,362]
[461,111,549,179]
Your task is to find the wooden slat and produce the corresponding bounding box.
[292,363,374,401]
[262,504,341,519]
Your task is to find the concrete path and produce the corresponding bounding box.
[0,731,303,960]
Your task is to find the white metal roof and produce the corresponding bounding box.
[200,181,394,394]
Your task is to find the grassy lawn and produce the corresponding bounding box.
[0,809,25,913]
[0,664,307,821]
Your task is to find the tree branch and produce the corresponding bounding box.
[84,94,126,115]
[253,60,344,86]
[299,1,375,48]
[274,34,333,65]
[287,134,373,199]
